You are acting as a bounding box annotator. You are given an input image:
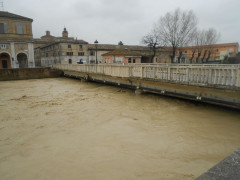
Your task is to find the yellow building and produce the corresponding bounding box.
[0,11,35,68]
[34,28,88,67]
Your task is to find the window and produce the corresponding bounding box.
[0,44,9,49]
[90,50,95,56]
[16,23,23,34]
[68,44,71,48]
[67,52,73,56]
[78,52,84,56]
[18,44,24,50]
[69,59,72,64]
[0,23,8,34]
[128,58,131,63]
[133,59,136,63]
[46,53,48,57]
[116,57,123,63]
[79,45,83,49]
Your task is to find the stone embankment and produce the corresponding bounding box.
[196,147,240,179]
[0,67,63,81]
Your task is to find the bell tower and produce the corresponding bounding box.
[62,27,68,38]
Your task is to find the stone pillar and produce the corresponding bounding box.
[28,43,35,67]
[10,42,17,68]
[236,69,240,88]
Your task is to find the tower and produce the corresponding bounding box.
[62,27,68,38]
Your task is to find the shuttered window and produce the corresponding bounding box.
[16,23,23,34]
[0,23,8,34]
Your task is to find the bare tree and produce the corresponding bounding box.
[191,29,206,63]
[191,28,220,63]
[204,28,220,62]
[156,8,198,63]
[141,28,163,63]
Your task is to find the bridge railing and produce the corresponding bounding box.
[52,64,240,88]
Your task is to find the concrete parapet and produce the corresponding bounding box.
[53,64,240,90]
[61,70,240,109]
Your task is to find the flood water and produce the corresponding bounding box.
[0,77,240,180]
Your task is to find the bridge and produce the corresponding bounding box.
[52,64,240,109]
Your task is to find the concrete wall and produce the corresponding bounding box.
[0,68,63,81]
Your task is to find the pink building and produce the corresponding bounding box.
[102,49,142,64]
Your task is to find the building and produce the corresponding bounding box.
[88,44,172,64]
[174,42,239,63]
[102,49,142,64]
[34,28,88,67]
[0,11,35,68]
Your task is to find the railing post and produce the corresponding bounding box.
[237,69,240,88]
[167,65,171,81]
[186,67,189,82]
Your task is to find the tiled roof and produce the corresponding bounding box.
[0,11,33,22]
[184,42,239,49]
[88,44,152,51]
[102,49,143,56]
[37,39,88,49]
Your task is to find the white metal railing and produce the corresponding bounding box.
[52,64,240,88]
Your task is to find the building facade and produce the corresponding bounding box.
[0,11,35,68]
[34,28,88,67]
[87,44,172,64]
[174,43,239,64]
[102,49,142,64]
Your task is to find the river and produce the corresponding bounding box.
[0,77,240,180]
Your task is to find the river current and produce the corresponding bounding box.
[0,78,240,179]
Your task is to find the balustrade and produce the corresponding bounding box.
[52,64,240,88]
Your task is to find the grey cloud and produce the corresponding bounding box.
[5,0,240,45]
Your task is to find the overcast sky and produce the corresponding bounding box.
[4,0,240,45]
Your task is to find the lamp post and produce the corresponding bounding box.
[148,43,153,63]
[94,40,98,64]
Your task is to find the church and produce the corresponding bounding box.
[0,11,35,68]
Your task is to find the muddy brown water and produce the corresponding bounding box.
[0,78,240,180]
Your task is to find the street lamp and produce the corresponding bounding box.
[94,40,98,64]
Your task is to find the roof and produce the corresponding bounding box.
[38,39,88,49]
[102,49,143,56]
[0,11,33,22]
[88,44,152,51]
[183,42,239,50]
